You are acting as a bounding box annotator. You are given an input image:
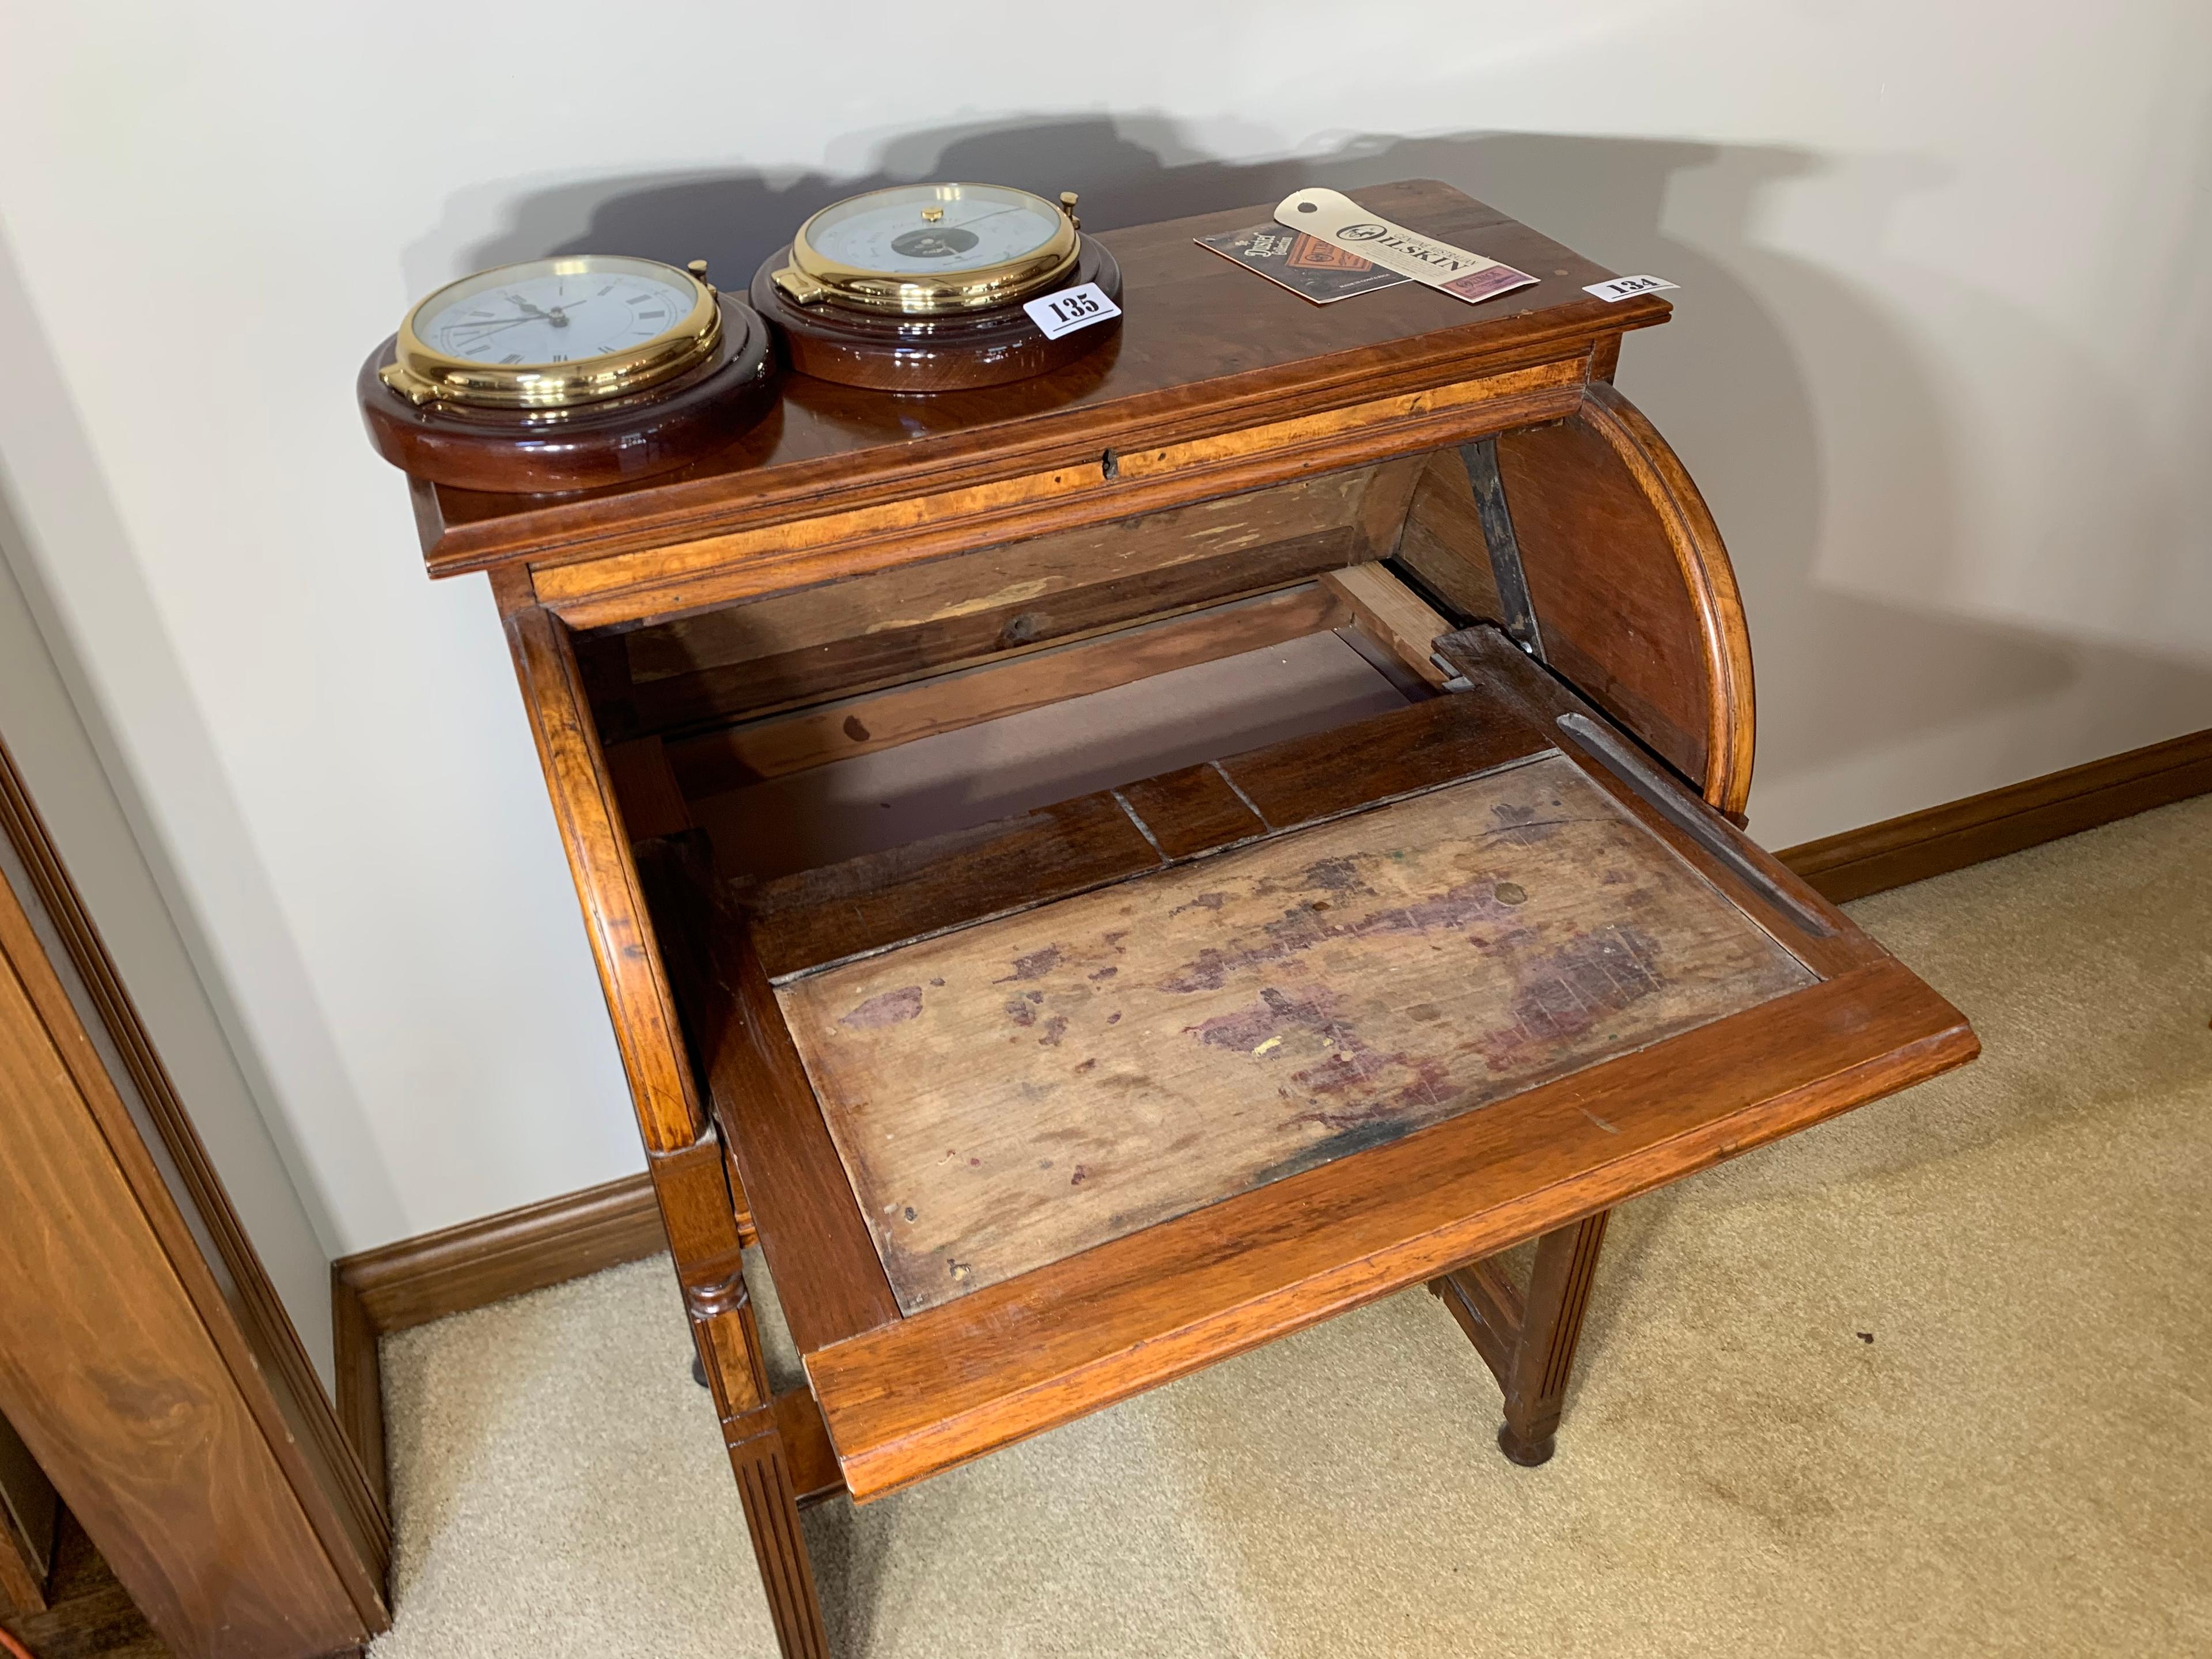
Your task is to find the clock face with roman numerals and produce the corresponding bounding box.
[413,257,699,368]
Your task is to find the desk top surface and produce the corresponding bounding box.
[410,180,1667,575]
[781,751,1816,1318]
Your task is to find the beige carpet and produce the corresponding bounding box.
[372,797,2212,1658]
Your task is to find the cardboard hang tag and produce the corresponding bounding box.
[1272,188,1538,306]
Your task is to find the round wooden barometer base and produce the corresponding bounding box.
[749,240,1123,393]
[357,297,776,494]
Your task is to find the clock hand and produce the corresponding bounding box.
[498,294,574,327]
[447,316,544,342]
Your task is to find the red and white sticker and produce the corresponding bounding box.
[1584,275,1678,302]
[1023,282,1122,340]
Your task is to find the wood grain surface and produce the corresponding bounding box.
[0,739,391,1603]
[665,583,1349,794]
[0,1510,168,1659]
[779,754,1813,1313]
[527,358,1586,629]
[0,855,376,1657]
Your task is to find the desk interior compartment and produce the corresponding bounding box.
[585,454,1972,1502]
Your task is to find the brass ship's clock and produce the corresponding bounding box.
[751,183,1123,392]
[358,254,774,493]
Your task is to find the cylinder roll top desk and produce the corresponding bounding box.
[378,181,1977,1656]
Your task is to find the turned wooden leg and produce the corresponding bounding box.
[687,1258,832,1659]
[1429,1208,1611,1467]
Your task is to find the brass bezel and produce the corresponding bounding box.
[381,255,721,411]
[777,183,1079,316]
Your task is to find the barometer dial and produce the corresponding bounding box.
[807,186,1065,276]
[777,183,1081,315]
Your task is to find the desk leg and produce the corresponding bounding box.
[688,1264,831,1659]
[1429,1209,1611,1467]
[724,1407,830,1659]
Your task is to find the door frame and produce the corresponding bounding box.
[0,732,388,1657]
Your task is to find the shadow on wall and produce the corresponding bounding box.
[444,116,2212,836]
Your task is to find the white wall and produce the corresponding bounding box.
[2,2,2206,1254]
[0,543,334,1383]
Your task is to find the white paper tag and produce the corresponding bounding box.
[1023,282,1122,340]
[1271,188,1538,305]
[1584,275,1677,302]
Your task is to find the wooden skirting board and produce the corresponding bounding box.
[330,1173,669,1513]
[330,724,2211,1489]
[1778,728,2212,903]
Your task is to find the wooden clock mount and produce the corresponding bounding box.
[750,239,1122,393]
[375,181,1977,1659]
[358,294,775,495]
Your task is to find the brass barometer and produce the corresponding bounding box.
[751,183,1123,392]
[359,254,774,493]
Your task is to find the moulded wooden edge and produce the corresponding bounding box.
[805,959,1975,1501]
[502,602,706,1152]
[0,776,388,1648]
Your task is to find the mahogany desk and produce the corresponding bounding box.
[391,181,1977,1657]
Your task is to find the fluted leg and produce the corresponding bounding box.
[724,1406,831,1659]
[1495,1210,1609,1465]
[1429,1208,1612,1466]
[686,1256,831,1658]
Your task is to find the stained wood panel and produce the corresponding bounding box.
[0,870,372,1657]
[778,754,1814,1314]
[736,665,1543,982]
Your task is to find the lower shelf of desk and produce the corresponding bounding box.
[665,626,1975,1501]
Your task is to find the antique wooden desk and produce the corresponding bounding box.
[391,181,1976,1657]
